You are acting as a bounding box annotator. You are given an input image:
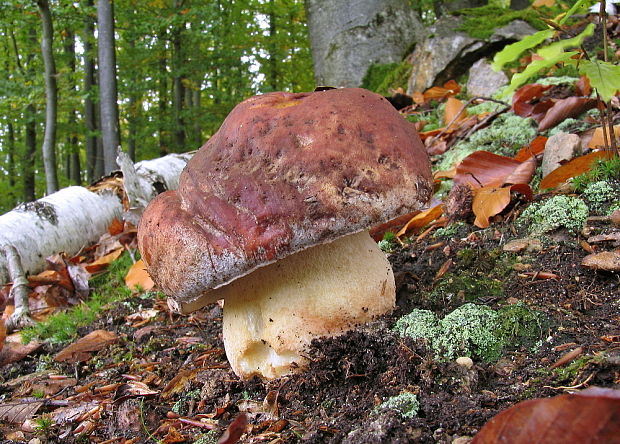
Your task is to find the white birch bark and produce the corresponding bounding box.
[0,152,193,285]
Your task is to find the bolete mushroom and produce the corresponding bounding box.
[138,88,432,379]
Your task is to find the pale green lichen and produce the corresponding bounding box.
[375,392,420,418]
[583,180,617,214]
[535,76,580,86]
[395,302,543,362]
[436,113,536,170]
[518,195,589,234]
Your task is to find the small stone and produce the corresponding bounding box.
[456,356,474,369]
[581,251,620,271]
[467,59,508,97]
[512,263,532,272]
[542,132,582,177]
[452,437,473,444]
[503,238,542,253]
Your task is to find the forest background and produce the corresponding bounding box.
[0,0,314,214]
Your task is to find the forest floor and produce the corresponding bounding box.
[0,211,618,443]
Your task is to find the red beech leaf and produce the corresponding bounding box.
[396,204,444,237]
[454,151,522,188]
[514,135,547,161]
[369,211,421,241]
[530,99,556,123]
[576,75,592,96]
[218,413,248,444]
[539,151,609,189]
[423,80,461,101]
[509,183,533,201]
[473,387,620,444]
[512,84,553,117]
[537,97,597,132]
[505,157,536,185]
[472,187,512,228]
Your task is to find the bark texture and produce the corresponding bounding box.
[305,0,422,87]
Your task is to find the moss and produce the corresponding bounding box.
[375,392,420,418]
[518,195,589,234]
[453,6,547,40]
[429,273,504,304]
[572,157,620,192]
[192,431,220,444]
[361,61,412,96]
[379,231,398,253]
[583,180,618,214]
[395,302,544,362]
[436,112,536,170]
[553,353,605,383]
[433,222,467,239]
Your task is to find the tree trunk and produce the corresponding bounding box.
[6,123,16,208]
[36,0,59,194]
[192,86,202,147]
[0,151,194,285]
[97,0,121,174]
[23,104,37,203]
[172,3,186,153]
[64,30,81,185]
[83,0,98,183]
[304,0,423,87]
[268,0,278,91]
[158,29,169,157]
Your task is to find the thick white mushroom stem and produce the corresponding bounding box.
[219,230,395,380]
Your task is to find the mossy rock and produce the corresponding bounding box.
[452,5,547,39]
[361,61,412,96]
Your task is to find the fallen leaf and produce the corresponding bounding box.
[505,157,536,185]
[581,251,620,271]
[434,259,453,281]
[0,333,42,367]
[532,0,555,7]
[423,79,461,101]
[125,259,155,291]
[512,83,553,118]
[396,205,444,237]
[550,346,583,369]
[472,187,512,228]
[472,387,620,443]
[454,151,523,188]
[108,218,125,235]
[519,271,559,279]
[161,368,203,400]
[54,330,118,363]
[0,399,44,424]
[370,210,422,241]
[85,248,124,274]
[114,381,159,403]
[444,97,468,126]
[218,413,248,444]
[575,75,592,96]
[434,167,457,180]
[587,125,620,149]
[514,135,548,162]
[537,97,597,132]
[540,150,611,189]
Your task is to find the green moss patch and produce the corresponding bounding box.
[361,61,412,96]
[375,392,420,418]
[453,6,547,40]
[395,302,544,362]
[518,195,589,235]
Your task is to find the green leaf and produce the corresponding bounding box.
[537,23,595,59]
[579,60,620,102]
[558,0,592,25]
[492,29,554,71]
[503,52,578,97]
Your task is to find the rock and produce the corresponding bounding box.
[467,58,508,97]
[407,17,536,93]
[306,0,423,87]
[542,132,582,177]
[456,356,474,369]
[581,251,620,272]
[503,238,543,253]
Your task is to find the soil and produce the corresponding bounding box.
[0,216,618,444]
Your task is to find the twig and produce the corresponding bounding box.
[1,244,34,332]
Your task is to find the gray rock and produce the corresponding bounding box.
[542,132,582,177]
[407,17,537,93]
[306,0,423,88]
[467,58,508,97]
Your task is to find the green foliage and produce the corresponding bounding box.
[428,273,504,303]
[572,157,620,192]
[361,61,412,96]
[375,392,420,418]
[454,6,547,40]
[378,231,398,253]
[518,195,589,234]
[21,252,134,344]
[34,415,54,435]
[395,302,544,362]
[578,60,620,102]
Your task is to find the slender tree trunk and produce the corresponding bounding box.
[268,0,278,91]
[6,123,16,207]
[172,0,186,152]
[23,104,37,202]
[36,0,59,194]
[64,30,81,185]
[97,0,121,174]
[158,29,169,157]
[128,95,137,162]
[83,0,98,183]
[192,87,201,147]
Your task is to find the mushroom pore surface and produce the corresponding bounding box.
[214,230,395,380]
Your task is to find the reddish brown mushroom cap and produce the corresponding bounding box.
[138,88,432,307]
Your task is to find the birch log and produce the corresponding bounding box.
[0,152,193,285]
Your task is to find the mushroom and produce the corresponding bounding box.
[138,88,432,379]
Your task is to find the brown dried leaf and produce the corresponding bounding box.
[0,399,44,424]
[444,97,468,126]
[505,157,536,185]
[161,368,203,400]
[472,187,512,228]
[514,136,548,162]
[550,346,583,369]
[218,413,248,444]
[54,330,118,363]
[455,151,523,188]
[396,205,444,237]
[108,218,125,235]
[472,387,620,444]
[576,75,592,96]
[434,259,453,281]
[370,211,421,241]
[85,248,123,274]
[114,381,159,404]
[0,334,42,367]
[125,259,155,292]
[537,97,597,132]
[539,151,609,190]
[581,251,620,272]
[512,83,553,117]
[587,125,620,149]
